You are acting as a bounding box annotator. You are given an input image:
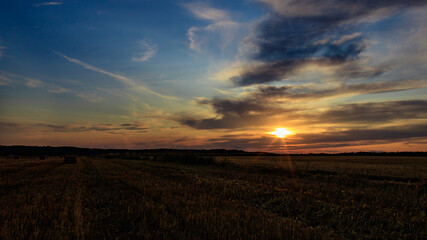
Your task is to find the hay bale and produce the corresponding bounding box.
[64,155,77,164]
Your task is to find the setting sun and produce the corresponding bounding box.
[269,128,292,138]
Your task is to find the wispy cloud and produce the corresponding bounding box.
[33,1,63,7]
[1,70,148,104]
[53,51,176,100]
[48,86,68,93]
[53,51,134,85]
[24,78,43,87]
[187,26,201,51]
[0,121,149,134]
[95,87,140,102]
[185,2,230,22]
[131,40,158,62]
[0,71,70,94]
[0,37,6,59]
[185,2,241,52]
[250,79,427,100]
[76,92,104,103]
[0,75,12,86]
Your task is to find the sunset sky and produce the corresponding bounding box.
[1,0,427,153]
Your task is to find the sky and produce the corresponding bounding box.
[1,0,427,153]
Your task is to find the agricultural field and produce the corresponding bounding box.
[221,155,427,179]
[1,155,426,239]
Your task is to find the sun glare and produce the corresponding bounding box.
[269,128,292,138]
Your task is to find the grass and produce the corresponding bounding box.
[0,155,426,239]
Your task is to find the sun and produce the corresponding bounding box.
[269,128,292,138]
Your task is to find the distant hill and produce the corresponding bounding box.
[1,145,426,157]
[0,145,276,157]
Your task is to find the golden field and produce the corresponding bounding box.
[1,155,426,239]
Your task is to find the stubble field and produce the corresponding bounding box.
[1,155,426,239]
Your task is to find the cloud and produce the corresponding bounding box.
[48,86,68,93]
[316,100,427,124]
[0,37,6,59]
[0,121,149,134]
[76,92,104,103]
[24,78,43,87]
[131,40,158,62]
[95,87,140,102]
[40,122,149,134]
[1,70,146,105]
[187,21,240,52]
[176,84,427,130]
[292,124,427,145]
[53,51,134,85]
[230,0,427,86]
[33,1,63,7]
[196,123,427,151]
[257,0,427,19]
[33,1,62,7]
[232,59,389,86]
[0,122,28,132]
[0,75,13,86]
[232,18,368,85]
[185,3,241,52]
[251,79,427,100]
[175,97,296,129]
[54,51,176,100]
[0,71,72,93]
[332,32,362,45]
[185,2,230,21]
[187,26,201,51]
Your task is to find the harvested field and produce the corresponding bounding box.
[1,156,426,239]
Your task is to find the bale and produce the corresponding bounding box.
[64,155,77,164]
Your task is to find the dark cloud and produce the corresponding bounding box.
[232,16,366,85]
[176,98,294,129]
[232,59,305,86]
[0,122,29,133]
[42,122,149,133]
[318,100,427,124]
[232,0,427,86]
[177,97,427,130]
[254,85,289,98]
[259,0,427,18]
[0,122,148,134]
[195,123,427,151]
[252,79,427,100]
[198,98,270,117]
[254,17,365,63]
[292,124,427,145]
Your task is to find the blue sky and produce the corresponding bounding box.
[1,0,427,152]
